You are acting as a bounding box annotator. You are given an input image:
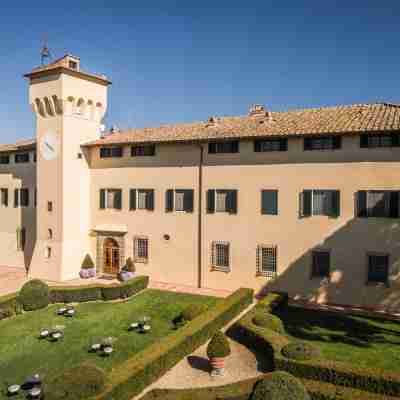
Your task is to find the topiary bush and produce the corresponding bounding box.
[45,363,106,400]
[252,312,285,334]
[125,257,135,273]
[251,371,310,400]
[281,341,321,361]
[19,279,50,311]
[181,303,209,322]
[81,254,95,269]
[207,331,231,359]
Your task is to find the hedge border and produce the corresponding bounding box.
[231,292,400,396]
[96,287,254,400]
[0,276,149,320]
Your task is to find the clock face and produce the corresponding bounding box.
[40,132,59,161]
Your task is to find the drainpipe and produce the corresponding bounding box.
[197,143,204,288]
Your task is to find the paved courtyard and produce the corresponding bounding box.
[0,267,28,296]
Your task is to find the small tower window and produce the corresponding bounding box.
[47,201,53,212]
[45,246,52,259]
[69,60,78,70]
[48,229,53,240]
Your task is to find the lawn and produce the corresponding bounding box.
[0,289,217,398]
[273,306,400,372]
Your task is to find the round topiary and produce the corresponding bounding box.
[252,312,285,334]
[281,341,321,361]
[181,303,209,321]
[125,257,135,273]
[251,371,310,400]
[81,254,95,269]
[44,363,106,400]
[207,331,231,359]
[19,279,50,311]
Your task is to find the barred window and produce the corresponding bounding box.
[367,253,389,285]
[311,250,330,278]
[208,140,239,154]
[360,133,399,148]
[211,241,230,272]
[131,145,156,157]
[257,245,277,278]
[100,146,123,158]
[134,237,149,263]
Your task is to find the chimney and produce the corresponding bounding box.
[248,104,270,119]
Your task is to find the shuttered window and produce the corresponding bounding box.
[261,190,278,215]
[211,241,230,272]
[311,250,330,278]
[367,253,389,285]
[14,188,29,208]
[254,138,287,152]
[356,190,400,218]
[129,189,154,211]
[0,154,10,164]
[99,189,122,210]
[15,153,30,163]
[165,189,194,212]
[207,189,237,214]
[100,146,123,158]
[134,237,149,263]
[257,245,277,278]
[131,145,156,157]
[304,136,341,151]
[300,190,340,217]
[208,140,239,154]
[0,188,8,207]
[360,133,400,148]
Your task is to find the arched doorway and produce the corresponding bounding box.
[103,238,120,274]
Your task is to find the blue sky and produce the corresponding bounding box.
[0,1,399,143]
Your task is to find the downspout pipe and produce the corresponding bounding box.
[197,144,204,288]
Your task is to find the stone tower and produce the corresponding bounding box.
[25,55,110,281]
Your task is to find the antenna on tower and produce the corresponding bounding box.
[40,34,52,65]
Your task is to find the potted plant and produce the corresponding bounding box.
[206,331,231,376]
[117,258,135,282]
[79,254,96,279]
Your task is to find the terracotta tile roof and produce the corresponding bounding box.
[0,139,36,153]
[83,102,400,147]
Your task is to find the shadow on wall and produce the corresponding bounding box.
[258,211,400,312]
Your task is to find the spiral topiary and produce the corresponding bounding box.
[252,312,285,334]
[251,371,310,400]
[19,279,50,311]
[281,341,321,361]
[207,331,231,359]
[181,303,209,322]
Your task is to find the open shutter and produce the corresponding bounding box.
[356,191,367,217]
[227,190,238,214]
[165,189,174,212]
[360,135,369,148]
[300,190,312,217]
[183,190,194,212]
[254,140,262,152]
[332,136,341,149]
[331,190,340,217]
[14,189,19,208]
[208,143,216,154]
[100,189,106,209]
[114,190,122,210]
[129,189,137,210]
[389,191,399,218]
[207,189,215,213]
[304,138,312,151]
[279,138,288,151]
[146,190,154,211]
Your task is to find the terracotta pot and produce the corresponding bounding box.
[209,357,225,376]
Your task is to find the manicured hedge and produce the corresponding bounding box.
[96,287,254,400]
[19,279,50,311]
[0,293,21,320]
[231,292,400,396]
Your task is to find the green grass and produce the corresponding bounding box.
[0,289,217,398]
[273,306,400,372]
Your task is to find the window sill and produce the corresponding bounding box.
[134,258,148,264]
[211,266,231,273]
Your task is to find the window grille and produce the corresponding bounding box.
[134,237,149,263]
[367,253,389,285]
[257,245,277,278]
[211,241,230,272]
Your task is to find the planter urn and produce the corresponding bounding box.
[79,268,96,279]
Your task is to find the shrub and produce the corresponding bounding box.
[125,257,135,273]
[45,363,106,400]
[251,371,310,400]
[96,288,253,400]
[0,293,20,320]
[252,313,285,334]
[281,341,321,361]
[81,254,95,269]
[19,279,50,311]
[207,331,231,358]
[50,285,102,303]
[181,303,209,322]
[101,276,149,300]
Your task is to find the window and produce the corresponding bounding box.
[68,60,78,70]
[131,145,156,157]
[14,188,29,208]
[254,138,287,152]
[16,227,26,251]
[208,140,239,154]
[134,237,149,263]
[99,147,123,158]
[367,253,389,285]
[360,133,400,148]
[311,250,330,278]
[207,189,237,214]
[45,246,52,259]
[300,190,340,217]
[34,189,37,208]
[33,152,37,163]
[129,189,154,211]
[0,188,8,207]
[0,154,10,164]
[211,241,230,272]
[47,201,53,212]
[257,245,277,278]
[99,189,122,210]
[261,190,278,215]
[48,229,53,240]
[165,189,194,212]
[15,153,30,163]
[356,190,400,218]
[304,136,341,151]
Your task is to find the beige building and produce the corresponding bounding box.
[2,54,400,311]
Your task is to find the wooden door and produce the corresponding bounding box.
[103,238,120,274]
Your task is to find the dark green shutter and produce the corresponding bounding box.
[389,191,399,218]
[4,189,8,207]
[331,190,340,217]
[231,141,239,153]
[279,138,288,151]
[165,189,174,212]
[360,135,369,148]
[262,190,278,215]
[100,189,106,209]
[300,190,312,217]
[254,140,262,152]
[226,190,237,214]
[25,189,29,207]
[208,143,216,154]
[14,189,19,208]
[333,136,341,149]
[356,191,367,217]
[391,133,400,147]
[207,189,215,213]
[184,190,194,212]
[304,138,312,151]
[146,190,154,211]
[129,189,136,210]
[114,190,122,210]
